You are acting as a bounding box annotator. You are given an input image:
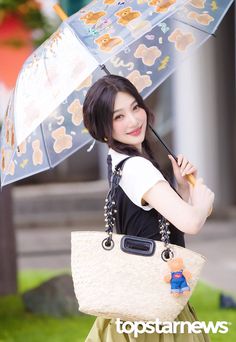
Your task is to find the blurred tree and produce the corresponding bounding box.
[0,0,54,296]
[0,0,53,46]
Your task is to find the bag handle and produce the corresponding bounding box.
[104,156,130,233]
[103,156,174,261]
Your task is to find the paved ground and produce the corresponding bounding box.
[16,218,236,295]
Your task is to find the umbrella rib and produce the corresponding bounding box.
[172,17,216,38]
[40,124,52,169]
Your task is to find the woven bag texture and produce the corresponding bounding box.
[71,231,206,322]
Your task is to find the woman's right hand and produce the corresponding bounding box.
[190,178,215,217]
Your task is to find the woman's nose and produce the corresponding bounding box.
[127,112,138,125]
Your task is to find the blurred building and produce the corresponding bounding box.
[171,5,235,210]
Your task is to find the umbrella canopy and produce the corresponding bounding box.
[0,0,234,187]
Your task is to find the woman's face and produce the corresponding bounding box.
[112,92,147,151]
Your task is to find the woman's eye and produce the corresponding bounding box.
[114,114,123,120]
[133,104,139,111]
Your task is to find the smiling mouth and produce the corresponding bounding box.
[127,126,142,136]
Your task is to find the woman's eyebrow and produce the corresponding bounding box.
[113,100,137,114]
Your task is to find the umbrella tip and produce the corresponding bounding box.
[53,3,68,21]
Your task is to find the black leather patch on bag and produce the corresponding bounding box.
[120,235,156,256]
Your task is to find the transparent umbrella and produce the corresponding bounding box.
[0,0,234,187]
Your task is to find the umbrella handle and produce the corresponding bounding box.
[185,173,212,217]
[185,173,196,186]
[53,3,68,21]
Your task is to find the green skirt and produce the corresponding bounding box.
[85,303,210,342]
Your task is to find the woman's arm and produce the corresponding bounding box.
[142,179,214,235]
[177,184,191,203]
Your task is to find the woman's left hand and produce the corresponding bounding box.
[168,154,198,189]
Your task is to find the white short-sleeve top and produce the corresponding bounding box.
[109,148,168,211]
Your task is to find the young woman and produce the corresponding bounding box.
[83,74,214,341]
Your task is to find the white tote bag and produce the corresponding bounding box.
[71,230,206,322]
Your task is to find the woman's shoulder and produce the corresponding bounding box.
[124,156,156,173]
[108,148,155,171]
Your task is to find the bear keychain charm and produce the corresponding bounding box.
[164,257,192,297]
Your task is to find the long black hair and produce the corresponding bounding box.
[83,74,173,184]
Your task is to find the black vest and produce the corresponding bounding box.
[110,157,185,248]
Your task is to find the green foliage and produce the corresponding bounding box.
[17,269,70,293]
[0,270,95,342]
[0,271,235,341]
[189,282,236,341]
[0,0,54,47]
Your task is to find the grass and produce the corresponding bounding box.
[189,283,236,341]
[0,270,235,341]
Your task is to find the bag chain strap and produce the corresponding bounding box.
[103,166,122,249]
[103,164,174,260]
